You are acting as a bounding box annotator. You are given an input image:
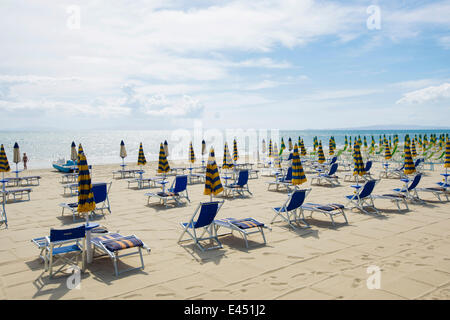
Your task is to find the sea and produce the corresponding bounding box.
[0,129,449,170]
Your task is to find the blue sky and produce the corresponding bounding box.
[0,0,449,130]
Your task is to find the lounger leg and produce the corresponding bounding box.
[113,254,119,276]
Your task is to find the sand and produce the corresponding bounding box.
[0,159,449,300]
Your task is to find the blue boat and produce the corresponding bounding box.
[52,159,77,173]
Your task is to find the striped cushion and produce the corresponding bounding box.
[92,233,143,252]
[157,191,178,197]
[382,193,406,198]
[219,218,264,229]
[303,203,344,211]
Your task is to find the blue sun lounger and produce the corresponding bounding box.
[267,167,293,191]
[178,201,224,252]
[301,202,348,227]
[271,188,311,229]
[224,170,252,198]
[311,163,339,186]
[145,175,190,207]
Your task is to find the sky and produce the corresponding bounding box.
[0,0,449,130]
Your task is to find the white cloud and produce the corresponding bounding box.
[438,36,450,49]
[396,83,450,104]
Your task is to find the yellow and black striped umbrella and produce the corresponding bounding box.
[138,142,147,166]
[189,142,195,164]
[411,139,417,157]
[204,147,223,199]
[0,144,10,173]
[444,139,450,169]
[157,143,170,174]
[268,139,273,157]
[403,142,416,175]
[273,143,281,168]
[353,143,366,177]
[292,144,307,186]
[329,137,334,156]
[71,142,77,162]
[77,152,95,214]
[233,139,239,162]
[299,139,307,156]
[317,141,325,164]
[384,138,392,160]
[78,143,84,159]
[223,142,234,169]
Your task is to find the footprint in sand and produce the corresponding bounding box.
[331,258,351,265]
[156,293,175,297]
[352,278,362,288]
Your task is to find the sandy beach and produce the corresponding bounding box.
[0,159,449,300]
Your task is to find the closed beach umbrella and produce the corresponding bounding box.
[291,144,307,187]
[300,139,307,156]
[313,137,318,152]
[204,147,223,201]
[445,139,450,169]
[268,139,273,158]
[262,139,266,154]
[120,140,127,169]
[317,141,325,164]
[273,143,281,168]
[384,138,392,160]
[411,139,417,157]
[137,143,147,166]
[233,139,238,162]
[201,140,206,156]
[13,143,20,177]
[158,143,170,175]
[280,138,286,156]
[353,143,366,180]
[404,142,416,175]
[189,142,196,164]
[120,140,127,159]
[78,143,84,158]
[288,138,293,151]
[164,140,169,158]
[77,152,95,223]
[13,142,21,165]
[71,142,77,162]
[329,138,334,156]
[0,144,11,181]
[223,142,234,170]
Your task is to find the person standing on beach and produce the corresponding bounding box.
[23,153,28,170]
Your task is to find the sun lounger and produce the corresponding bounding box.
[145,175,189,207]
[417,186,449,202]
[301,202,348,226]
[267,167,292,191]
[63,183,78,196]
[345,180,379,214]
[59,182,112,221]
[311,163,339,186]
[127,176,165,189]
[344,161,373,182]
[392,174,424,203]
[5,176,41,187]
[370,193,409,212]
[271,188,311,229]
[91,233,150,276]
[61,173,78,184]
[224,170,252,198]
[112,169,142,179]
[214,217,269,248]
[178,201,224,251]
[379,163,405,179]
[0,188,32,202]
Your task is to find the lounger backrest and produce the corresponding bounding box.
[359,180,376,199]
[286,190,306,211]
[328,163,338,176]
[287,153,293,161]
[173,175,188,193]
[195,202,220,228]
[408,173,422,191]
[50,225,85,242]
[365,161,372,172]
[92,183,107,204]
[330,156,337,164]
[236,170,249,186]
